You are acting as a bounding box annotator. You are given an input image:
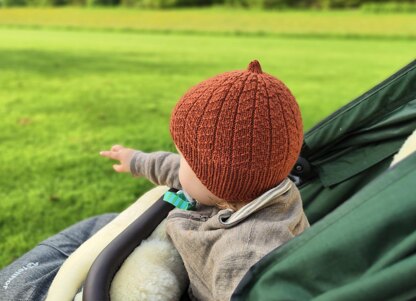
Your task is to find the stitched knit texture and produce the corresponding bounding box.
[170,60,303,202]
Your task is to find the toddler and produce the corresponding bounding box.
[100,60,310,301]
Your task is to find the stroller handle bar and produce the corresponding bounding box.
[83,188,177,301]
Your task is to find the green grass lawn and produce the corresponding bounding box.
[0,8,415,268]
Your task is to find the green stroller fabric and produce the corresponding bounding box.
[231,60,416,301]
[302,59,416,224]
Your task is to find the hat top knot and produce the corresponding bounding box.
[247,60,263,74]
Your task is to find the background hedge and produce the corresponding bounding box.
[1,0,415,10]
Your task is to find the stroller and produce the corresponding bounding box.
[59,60,416,300]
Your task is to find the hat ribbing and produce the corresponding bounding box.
[170,60,303,202]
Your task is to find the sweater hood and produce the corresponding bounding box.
[217,178,293,227]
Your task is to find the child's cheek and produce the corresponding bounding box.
[178,164,190,192]
[178,165,185,188]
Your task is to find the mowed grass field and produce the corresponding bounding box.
[0,8,415,268]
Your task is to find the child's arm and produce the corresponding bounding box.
[99,145,181,189]
[130,150,181,189]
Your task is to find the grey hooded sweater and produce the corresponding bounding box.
[130,151,310,301]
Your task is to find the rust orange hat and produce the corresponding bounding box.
[170,60,303,202]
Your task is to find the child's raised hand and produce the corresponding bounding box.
[99,145,135,173]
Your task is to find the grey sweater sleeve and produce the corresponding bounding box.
[129,150,182,190]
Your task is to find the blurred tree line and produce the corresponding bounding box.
[1,0,415,11]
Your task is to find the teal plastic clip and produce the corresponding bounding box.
[163,190,196,211]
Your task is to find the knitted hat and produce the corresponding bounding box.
[170,60,303,202]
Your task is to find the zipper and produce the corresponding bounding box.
[168,212,209,222]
